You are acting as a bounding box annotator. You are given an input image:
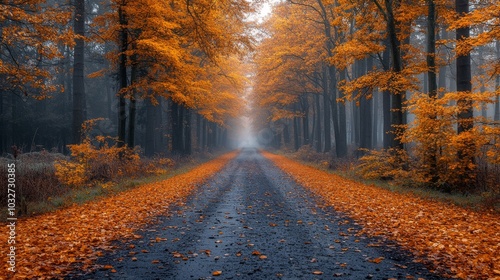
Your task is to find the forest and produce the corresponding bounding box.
[252,0,500,194]
[1,0,500,209]
[1,0,500,279]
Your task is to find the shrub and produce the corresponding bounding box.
[355,93,500,194]
[0,150,65,215]
[292,145,330,163]
[356,148,434,189]
[143,157,176,175]
[54,119,141,187]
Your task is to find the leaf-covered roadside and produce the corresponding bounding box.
[264,152,500,279]
[0,152,238,279]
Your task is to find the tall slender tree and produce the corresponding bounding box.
[72,0,86,144]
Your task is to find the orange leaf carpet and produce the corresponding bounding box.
[0,151,237,279]
[264,151,500,279]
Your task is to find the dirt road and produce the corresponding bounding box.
[71,148,442,279]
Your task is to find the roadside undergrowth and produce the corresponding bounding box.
[24,154,221,218]
[285,152,491,212]
[0,151,238,279]
[263,151,500,279]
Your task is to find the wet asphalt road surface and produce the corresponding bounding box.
[71,148,442,279]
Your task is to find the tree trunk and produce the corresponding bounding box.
[427,0,439,185]
[117,4,128,147]
[314,93,322,152]
[184,108,192,155]
[300,95,310,145]
[294,116,300,150]
[283,121,291,145]
[455,0,474,190]
[372,89,379,148]
[211,122,217,148]
[196,113,202,151]
[337,69,348,157]
[385,1,404,149]
[127,49,138,148]
[328,65,341,156]
[456,0,473,133]
[156,98,165,153]
[496,41,500,121]
[360,57,373,153]
[495,75,500,121]
[201,118,207,150]
[323,67,331,152]
[72,0,86,144]
[382,39,392,149]
[170,101,181,153]
[145,99,155,157]
[438,27,448,92]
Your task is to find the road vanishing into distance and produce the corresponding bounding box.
[70,148,442,280]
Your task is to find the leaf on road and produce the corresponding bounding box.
[368,257,384,264]
[202,249,211,256]
[212,270,222,276]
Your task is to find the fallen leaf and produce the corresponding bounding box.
[368,257,384,264]
[312,270,323,275]
[212,270,222,276]
[394,264,408,269]
[252,250,261,256]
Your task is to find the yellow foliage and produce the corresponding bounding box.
[356,148,425,187]
[55,119,141,187]
[90,0,252,127]
[397,92,499,191]
[54,161,86,187]
[0,0,72,98]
